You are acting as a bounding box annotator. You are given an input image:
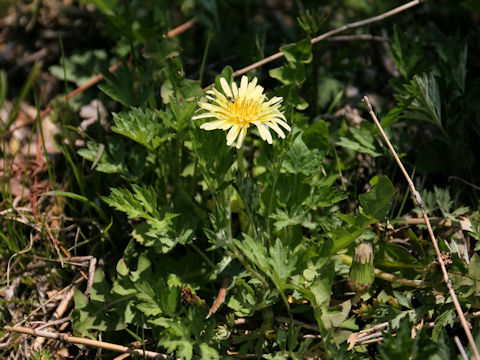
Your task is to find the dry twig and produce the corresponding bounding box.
[230,0,422,79]
[4,326,170,359]
[347,322,388,350]
[362,96,480,360]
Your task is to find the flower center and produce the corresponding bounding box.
[229,99,261,126]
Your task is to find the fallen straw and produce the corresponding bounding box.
[4,326,169,359]
[362,96,480,360]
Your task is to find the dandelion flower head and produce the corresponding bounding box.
[192,76,291,148]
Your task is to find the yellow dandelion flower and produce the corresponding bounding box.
[192,76,291,149]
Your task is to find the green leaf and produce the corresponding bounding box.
[390,25,423,78]
[90,269,113,303]
[49,50,109,87]
[358,176,395,220]
[283,135,324,175]
[329,213,373,254]
[135,281,163,317]
[280,39,312,64]
[161,97,197,132]
[199,343,220,360]
[111,108,170,150]
[103,187,149,219]
[308,186,347,208]
[270,208,306,230]
[432,307,455,341]
[336,127,382,157]
[436,39,467,95]
[404,73,442,129]
[269,239,298,284]
[269,62,306,86]
[99,64,151,107]
[78,138,127,174]
[302,119,329,153]
[234,235,270,275]
[72,288,124,337]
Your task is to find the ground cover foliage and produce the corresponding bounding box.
[1,0,480,359]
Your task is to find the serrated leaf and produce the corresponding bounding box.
[72,289,124,337]
[233,235,270,274]
[135,281,163,317]
[111,108,169,150]
[308,186,347,208]
[405,73,442,129]
[269,239,298,283]
[103,187,147,219]
[390,25,423,78]
[432,307,455,341]
[99,64,151,107]
[336,127,382,157]
[131,185,157,215]
[270,208,305,230]
[283,136,324,175]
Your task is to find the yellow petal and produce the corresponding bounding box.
[231,82,239,98]
[192,113,215,120]
[226,125,241,146]
[220,78,233,98]
[274,118,291,131]
[268,122,286,138]
[201,120,232,131]
[239,76,248,99]
[257,123,273,144]
[236,127,247,149]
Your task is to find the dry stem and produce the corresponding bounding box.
[230,0,422,79]
[362,96,480,360]
[4,326,170,359]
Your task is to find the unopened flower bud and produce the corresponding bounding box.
[348,242,374,295]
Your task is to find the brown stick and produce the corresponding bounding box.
[4,326,169,359]
[362,96,480,360]
[230,0,421,79]
[206,277,230,319]
[164,18,197,39]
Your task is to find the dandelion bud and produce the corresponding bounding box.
[348,242,374,295]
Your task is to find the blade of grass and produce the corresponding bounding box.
[4,63,40,132]
[40,191,108,224]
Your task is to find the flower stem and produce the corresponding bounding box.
[237,147,245,176]
[265,150,286,247]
